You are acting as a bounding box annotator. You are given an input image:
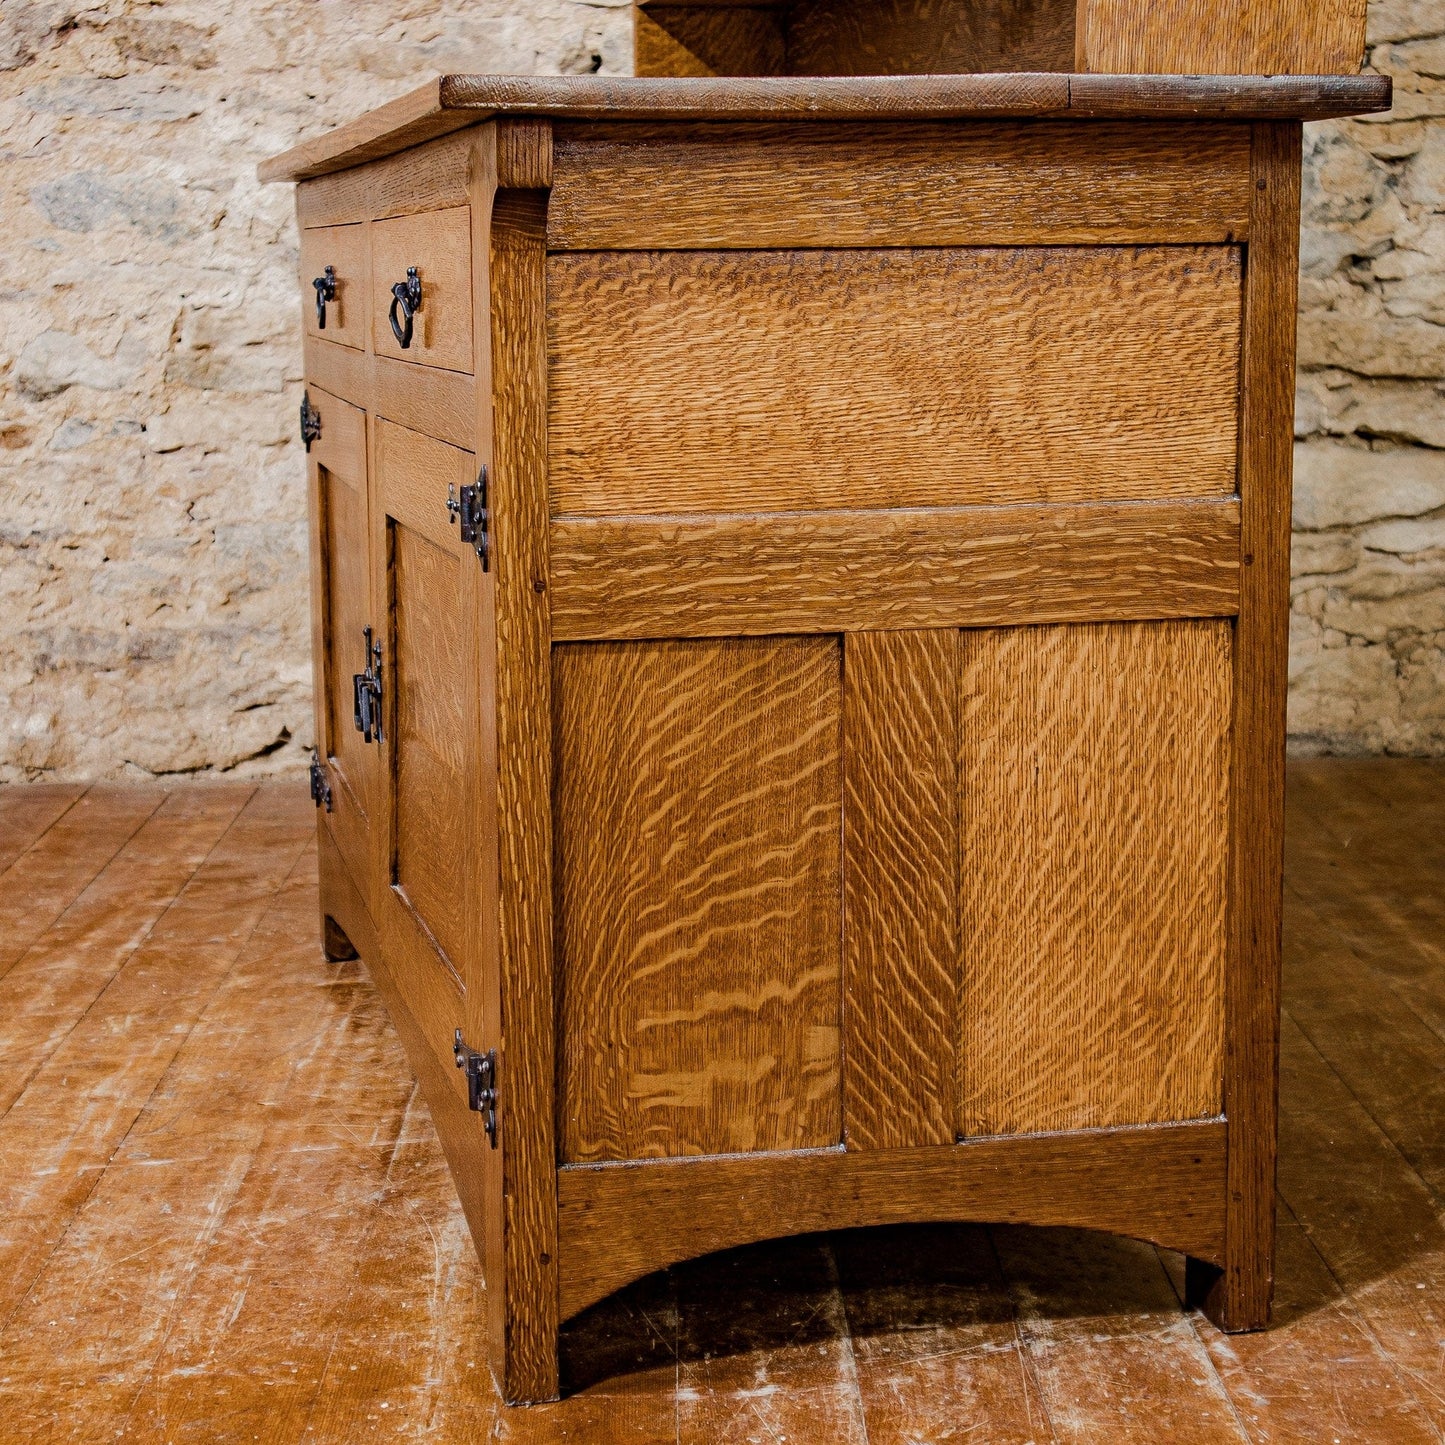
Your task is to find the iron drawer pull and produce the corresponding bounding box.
[313,265,336,328]
[389,267,422,348]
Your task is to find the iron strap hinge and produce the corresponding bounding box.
[453,1030,498,1147]
[300,390,321,451]
[445,465,490,571]
[352,625,383,744]
[308,750,332,811]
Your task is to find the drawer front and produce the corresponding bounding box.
[548,245,1242,517]
[299,224,366,350]
[371,207,473,373]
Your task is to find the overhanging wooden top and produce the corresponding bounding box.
[259,72,1391,183]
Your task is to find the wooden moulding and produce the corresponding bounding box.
[556,1119,1228,1319]
[549,498,1242,640]
[258,73,1389,183]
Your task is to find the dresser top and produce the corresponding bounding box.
[259,71,1390,183]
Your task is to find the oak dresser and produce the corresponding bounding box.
[263,0,1390,1404]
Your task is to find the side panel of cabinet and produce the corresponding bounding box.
[306,386,379,913]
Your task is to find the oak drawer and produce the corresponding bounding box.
[371,206,474,373]
[299,224,365,350]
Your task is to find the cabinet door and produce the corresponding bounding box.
[306,386,380,910]
[371,417,494,1224]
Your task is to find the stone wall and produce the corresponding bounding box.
[1293,0,1445,754]
[0,0,1441,781]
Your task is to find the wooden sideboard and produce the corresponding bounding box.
[264,62,1390,1404]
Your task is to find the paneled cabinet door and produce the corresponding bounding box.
[371,417,495,1178]
[306,386,381,913]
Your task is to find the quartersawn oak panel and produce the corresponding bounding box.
[391,523,468,987]
[1076,0,1367,76]
[549,121,1252,249]
[553,636,843,1163]
[548,498,1242,641]
[548,246,1241,516]
[957,619,1233,1137]
[843,630,958,1150]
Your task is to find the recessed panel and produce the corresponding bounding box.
[957,619,1232,1136]
[391,520,467,981]
[554,636,844,1162]
[548,245,1241,516]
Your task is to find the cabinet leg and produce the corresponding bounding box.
[1186,1254,1272,1332]
[322,913,358,962]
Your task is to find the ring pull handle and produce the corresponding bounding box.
[312,265,336,329]
[389,267,421,349]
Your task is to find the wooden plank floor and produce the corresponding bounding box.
[0,761,1439,1442]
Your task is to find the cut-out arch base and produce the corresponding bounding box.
[556,1118,1228,1321]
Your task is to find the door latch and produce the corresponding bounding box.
[313,265,337,329]
[300,391,322,451]
[446,466,490,571]
[453,1030,498,1147]
[308,750,332,811]
[352,625,383,744]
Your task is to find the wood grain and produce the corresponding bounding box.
[260,74,1390,183]
[488,188,560,1404]
[391,525,468,986]
[0,787,253,1113]
[302,337,476,452]
[842,630,957,1151]
[554,636,843,1163]
[1203,121,1304,1336]
[370,206,473,373]
[0,787,161,974]
[783,0,1075,75]
[1075,0,1369,76]
[308,386,376,910]
[295,127,475,228]
[0,784,84,876]
[547,246,1242,517]
[634,5,786,77]
[548,120,1252,249]
[369,413,495,1328]
[957,620,1233,1137]
[556,1120,1227,1319]
[0,764,1439,1431]
[372,417,477,994]
[299,223,366,349]
[0,787,311,1326]
[549,499,1242,641]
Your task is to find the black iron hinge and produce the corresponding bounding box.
[445,465,490,571]
[453,1030,498,1147]
[308,750,332,812]
[352,625,383,744]
[300,390,322,451]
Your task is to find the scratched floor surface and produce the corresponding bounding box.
[0,760,1440,1442]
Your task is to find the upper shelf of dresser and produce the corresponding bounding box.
[259,72,1391,183]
